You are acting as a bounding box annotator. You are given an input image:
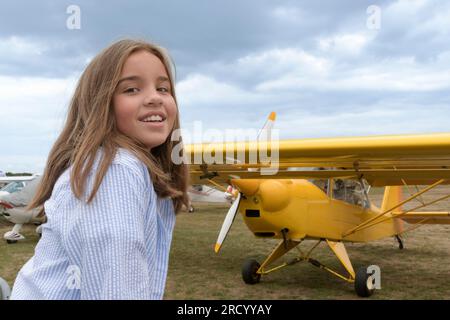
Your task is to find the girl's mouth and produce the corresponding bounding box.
[140,114,166,123]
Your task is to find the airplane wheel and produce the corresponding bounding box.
[6,240,17,244]
[355,267,375,297]
[242,259,261,285]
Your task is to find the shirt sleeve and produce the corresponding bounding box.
[77,163,153,300]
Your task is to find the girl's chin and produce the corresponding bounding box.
[141,135,170,150]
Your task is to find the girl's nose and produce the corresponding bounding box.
[143,90,163,106]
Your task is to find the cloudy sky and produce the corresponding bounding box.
[1,0,449,173]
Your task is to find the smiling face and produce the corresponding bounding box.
[113,50,177,150]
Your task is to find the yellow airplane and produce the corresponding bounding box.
[185,112,450,297]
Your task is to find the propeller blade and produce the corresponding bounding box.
[257,111,276,141]
[214,192,242,253]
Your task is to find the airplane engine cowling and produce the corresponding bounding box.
[259,180,290,212]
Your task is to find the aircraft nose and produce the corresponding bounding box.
[232,179,292,212]
[259,180,291,212]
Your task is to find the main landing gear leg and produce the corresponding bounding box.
[241,238,301,284]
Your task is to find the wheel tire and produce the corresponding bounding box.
[355,267,375,297]
[242,259,261,285]
[6,240,17,244]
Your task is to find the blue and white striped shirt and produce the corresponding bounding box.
[10,148,176,300]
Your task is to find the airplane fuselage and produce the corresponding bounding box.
[232,179,403,243]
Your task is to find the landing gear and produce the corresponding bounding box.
[395,235,404,250]
[4,224,25,244]
[4,230,25,244]
[240,238,380,297]
[354,267,375,297]
[242,259,261,284]
[36,225,43,238]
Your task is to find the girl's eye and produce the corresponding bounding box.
[158,87,170,93]
[124,87,139,94]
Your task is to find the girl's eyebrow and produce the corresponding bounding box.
[157,76,170,83]
[117,75,142,86]
[117,75,169,85]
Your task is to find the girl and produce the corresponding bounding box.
[10,39,189,300]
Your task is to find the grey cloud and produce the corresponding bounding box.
[0,0,395,78]
[1,0,450,172]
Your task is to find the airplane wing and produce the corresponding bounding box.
[186,132,450,187]
[0,176,37,184]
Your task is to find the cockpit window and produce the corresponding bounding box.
[332,179,367,207]
[0,181,25,194]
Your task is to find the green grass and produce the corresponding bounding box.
[0,219,40,286]
[1,199,449,300]
[165,203,450,299]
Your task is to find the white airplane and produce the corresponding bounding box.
[0,174,39,185]
[189,184,233,204]
[0,276,10,300]
[0,181,28,197]
[0,175,44,244]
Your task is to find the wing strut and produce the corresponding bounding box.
[357,198,450,233]
[394,165,426,206]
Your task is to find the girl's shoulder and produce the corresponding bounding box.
[112,148,149,178]
[101,148,152,191]
[54,147,150,196]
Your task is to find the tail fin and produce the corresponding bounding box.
[381,186,403,213]
[381,186,404,233]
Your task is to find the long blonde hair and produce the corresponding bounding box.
[28,39,189,214]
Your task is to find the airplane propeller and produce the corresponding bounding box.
[214,112,275,253]
[214,192,242,253]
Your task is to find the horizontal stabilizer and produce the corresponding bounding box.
[401,212,450,225]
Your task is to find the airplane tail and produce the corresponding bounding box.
[381,186,404,234]
[381,186,450,229]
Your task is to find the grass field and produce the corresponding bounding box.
[1,187,449,299]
